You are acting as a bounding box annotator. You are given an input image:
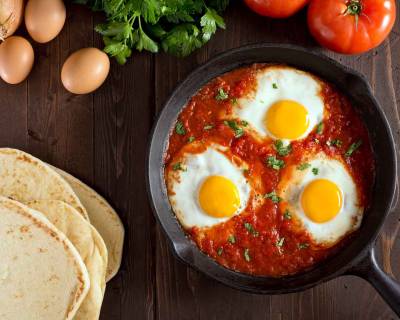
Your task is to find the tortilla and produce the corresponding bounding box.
[28,200,108,320]
[51,167,124,281]
[0,197,90,320]
[0,148,88,220]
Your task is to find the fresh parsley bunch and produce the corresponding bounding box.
[76,0,229,64]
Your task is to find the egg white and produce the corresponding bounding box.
[233,66,324,143]
[278,154,362,246]
[167,145,251,229]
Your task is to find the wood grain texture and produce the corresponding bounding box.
[0,2,399,320]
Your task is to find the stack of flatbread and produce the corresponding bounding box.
[0,148,124,320]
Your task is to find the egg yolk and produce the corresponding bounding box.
[265,100,310,140]
[198,175,240,218]
[301,179,343,223]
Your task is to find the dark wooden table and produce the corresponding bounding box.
[1,2,399,319]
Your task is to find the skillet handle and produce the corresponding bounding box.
[348,246,400,316]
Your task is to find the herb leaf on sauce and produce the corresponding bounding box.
[297,163,311,170]
[224,120,245,138]
[228,235,236,244]
[283,209,292,220]
[244,222,259,237]
[175,121,186,135]
[298,243,309,249]
[264,191,282,203]
[187,136,195,143]
[276,237,285,247]
[316,122,324,134]
[312,167,319,175]
[231,98,238,105]
[217,247,223,256]
[215,88,228,100]
[203,124,214,130]
[266,156,285,170]
[244,248,251,262]
[345,140,363,157]
[275,140,292,156]
[172,162,186,171]
[327,139,342,147]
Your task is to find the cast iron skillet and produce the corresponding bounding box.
[147,44,400,315]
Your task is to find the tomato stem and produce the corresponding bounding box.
[344,0,362,29]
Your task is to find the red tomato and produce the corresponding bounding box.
[244,0,309,18]
[308,0,396,54]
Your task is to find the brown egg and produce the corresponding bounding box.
[0,36,34,84]
[61,48,110,95]
[25,0,66,43]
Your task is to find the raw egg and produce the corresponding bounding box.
[61,48,110,95]
[25,0,66,43]
[0,36,34,84]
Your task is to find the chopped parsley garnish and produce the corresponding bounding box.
[264,191,282,203]
[228,235,236,244]
[297,163,311,170]
[215,88,229,100]
[316,122,324,134]
[345,140,363,157]
[276,237,285,247]
[283,209,292,220]
[275,140,292,157]
[231,98,238,105]
[224,120,245,138]
[244,222,259,237]
[327,139,342,147]
[243,168,250,174]
[203,124,214,130]
[312,167,319,175]
[266,156,285,170]
[240,120,248,126]
[172,162,186,171]
[175,121,186,135]
[272,83,278,89]
[244,248,251,262]
[298,243,309,249]
[217,247,223,256]
[187,136,195,143]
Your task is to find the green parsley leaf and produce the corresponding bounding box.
[345,140,363,157]
[228,235,236,244]
[244,222,259,237]
[203,124,214,130]
[272,83,278,89]
[215,88,229,100]
[264,191,282,203]
[224,120,245,138]
[297,163,311,170]
[298,243,309,249]
[161,24,203,58]
[188,136,195,143]
[316,122,324,134]
[200,7,225,42]
[217,247,223,256]
[266,156,285,170]
[327,139,342,147]
[172,162,186,171]
[231,98,238,105]
[275,140,292,156]
[241,120,248,126]
[283,209,292,220]
[312,167,319,175]
[175,121,186,135]
[276,237,285,247]
[244,248,251,262]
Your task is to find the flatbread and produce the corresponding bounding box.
[51,167,124,281]
[0,148,88,220]
[28,200,108,320]
[0,197,90,320]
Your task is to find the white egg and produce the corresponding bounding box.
[167,145,251,229]
[232,66,324,143]
[277,154,362,246]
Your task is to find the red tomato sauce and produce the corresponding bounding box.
[164,64,375,276]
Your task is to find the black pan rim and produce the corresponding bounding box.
[146,43,397,294]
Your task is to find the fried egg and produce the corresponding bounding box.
[278,154,362,246]
[167,145,251,229]
[233,66,324,142]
